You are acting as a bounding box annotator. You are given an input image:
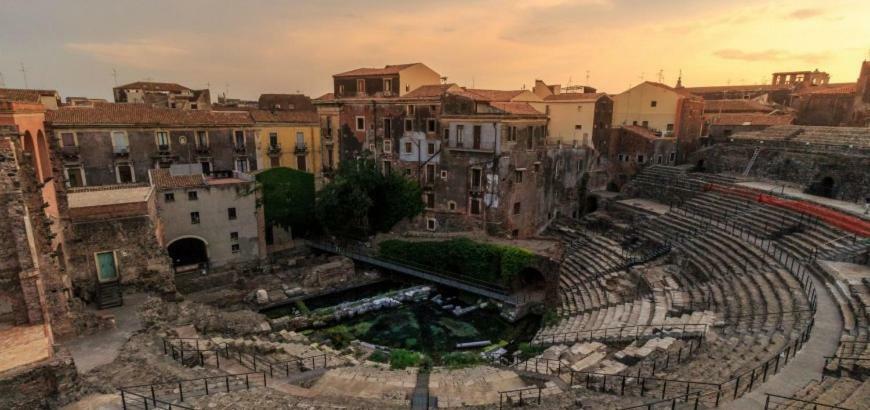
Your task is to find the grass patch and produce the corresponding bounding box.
[441,351,486,369]
[389,349,426,370]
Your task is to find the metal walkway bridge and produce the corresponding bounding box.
[307,241,520,305]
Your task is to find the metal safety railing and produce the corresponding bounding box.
[763,393,853,410]
[119,372,266,409]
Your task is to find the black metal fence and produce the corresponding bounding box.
[498,386,546,409]
[764,393,853,409]
[119,372,266,409]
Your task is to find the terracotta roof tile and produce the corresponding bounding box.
[543,92,607,102]
[314,93,335,101]
[257,94,314,111]
[489,102,543,115]
[461,88,526,102]
[249,109,318,123]
[149,169,206,190]
[793,83,856,95]
[115,81,191,92]
[703,99,775,113]
[333,63,419,77]
[621,125,663,140]
[46,103,254,126]
[0,88,58,103]
[683,84,789,94]
[403,84,457,98]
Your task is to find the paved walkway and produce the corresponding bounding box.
[737,181,869,220]
[63,293,147,373]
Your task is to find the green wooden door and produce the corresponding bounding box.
[96,252,118,282]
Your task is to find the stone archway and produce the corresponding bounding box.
[167,236,209,271]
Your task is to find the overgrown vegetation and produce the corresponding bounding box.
[323,325,354,349]
[315,153,424,238]
[378,238,535,286]
[256,167,317,236]
[441,351,486,368]
[516,342,546,360]
[389,349,426,370]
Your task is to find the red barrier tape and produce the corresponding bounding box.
[703,183,870,237]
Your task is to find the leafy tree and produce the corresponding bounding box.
[316,153,423,238]
[256,167,316,236]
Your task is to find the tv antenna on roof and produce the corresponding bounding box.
[585,70,590,86]
[657,69,664,83]
[19,62,28,89]
[112,68,118,86]
[0,71,5,87]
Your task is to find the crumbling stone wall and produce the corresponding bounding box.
[690,144,870,202]
[66,216,175,301]
[0,126,73,337]
[0,347,79,409]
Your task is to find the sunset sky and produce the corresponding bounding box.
[1,0,868,100]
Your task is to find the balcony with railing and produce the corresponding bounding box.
[294,143,308,154]
[60,145,80,161]
[267,143,282,156]
[194,144,211,156]
[233,145,247,155]
[113,146,130,159]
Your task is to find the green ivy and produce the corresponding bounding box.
[256,167,316,236]
[378,238,535,286]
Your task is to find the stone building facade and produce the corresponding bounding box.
[425,91,587,238]
[529,79,613,148]
[45,103,259,188]
[150,168,265,272]
[612,81,704,163]
[64,184,174,302]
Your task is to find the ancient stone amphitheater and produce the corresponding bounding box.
[109,165,867,409]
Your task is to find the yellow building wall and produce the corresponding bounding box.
[612,83,679,133]
[530,100,597,146]
[256,124,323,185]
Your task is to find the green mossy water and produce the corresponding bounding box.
[311,299,540,363]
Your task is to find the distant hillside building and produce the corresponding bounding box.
[113,81,211,110]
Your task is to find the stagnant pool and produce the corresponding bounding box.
[262,281,541,362]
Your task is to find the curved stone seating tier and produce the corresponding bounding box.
[310,366,418,407]
[779,377,870,410]
[429,366,532,408]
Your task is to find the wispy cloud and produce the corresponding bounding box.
[66,39,189,70]
[713,48,831,63]
[787,8,825,19]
